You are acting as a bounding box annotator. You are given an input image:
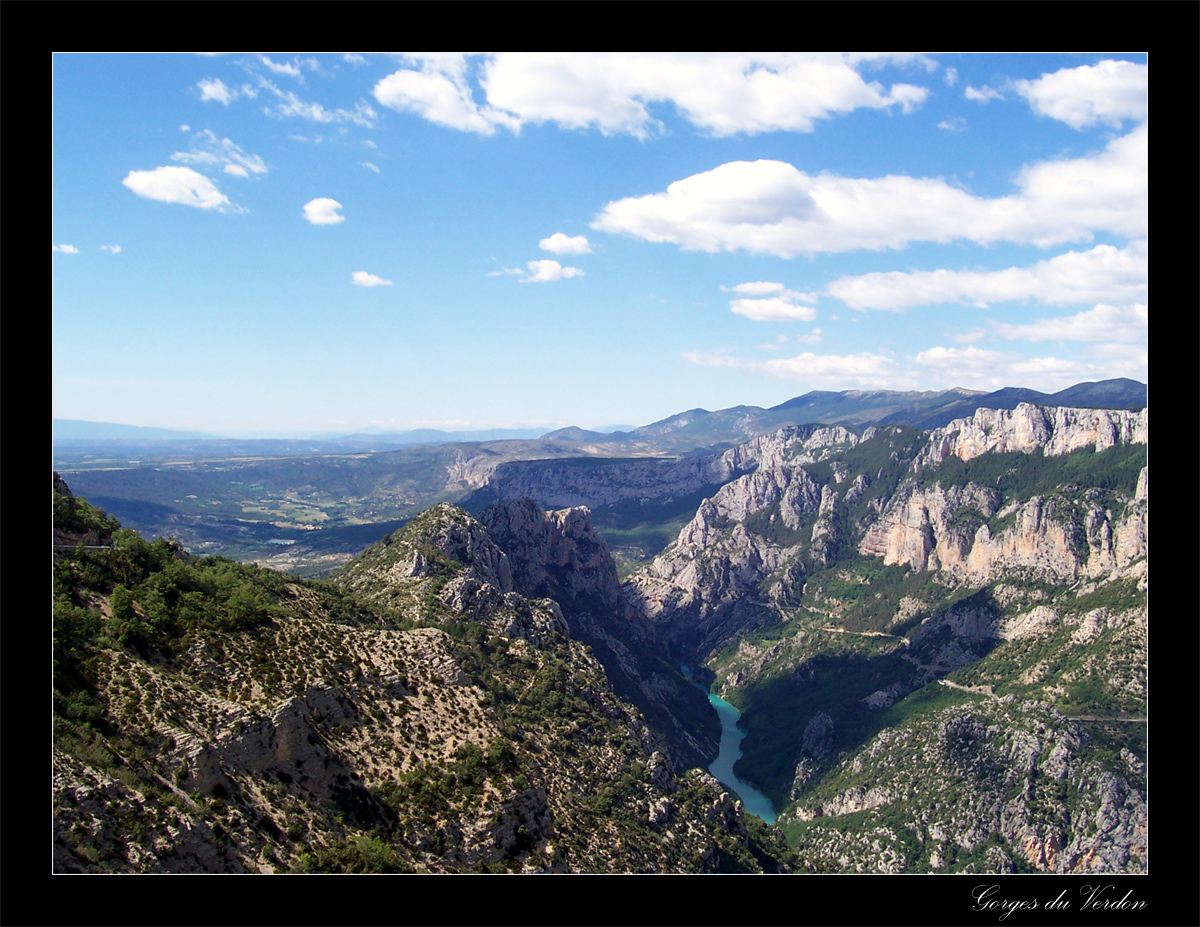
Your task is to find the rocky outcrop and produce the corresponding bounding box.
[337,503,567,645]
[781,699,1147,874]
[479,499,631,622]
[467,423,858,514]
[479,498,719,770]
[918,403,1146,468]
[628,447,825,629]
[857,477,1147,584]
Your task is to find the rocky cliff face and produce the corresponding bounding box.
[478,498,720,769]
[626,425,861,653]
[780,697,1147,874]
[858,404,1147,584]
[917,403,1147,467]
[463,423,860,513]
[619,405,1146,873]
[857,479,1147,585]
[629,405,1146,648]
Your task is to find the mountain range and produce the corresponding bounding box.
[54,379,1145,459]
[53,395,1148,875]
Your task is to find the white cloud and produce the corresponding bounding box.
[684,348,904,389]
[259,77,377,128]
[591,126,1146,256]
[374,56,520,135]
[826,241,1148,311]
[520,259,585,282]
[303,198,345,225]
[197,78,236,105]
[912,344,1118,392]
[374,53,932,138]
[989,303,1147,344]
[1012,59,1146,130]
[53,244,79,254]
[172,129,268,178]
[916,344,1007,369]
[99,244,122,254]
[259,55,303,80]
[352,271,392,287]
[724,283,818,322]
[1011,121,1147,244]
[343,54,367,67]
[938,116,967,132]
[539,232,591,255]
[725,281,782,296]
[730,297,817,322]
[964,84,1004,103]
[944,67,958,87]
[122,166,236,212]
[363,162,381,173]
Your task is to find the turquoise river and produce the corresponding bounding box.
[682,667,777,823]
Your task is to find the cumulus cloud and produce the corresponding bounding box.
[122,166,237,212]
[1012,59,1146,129]
[520,259,585,282]
[826,241,1148,311]
[363,162,381,173]
[374,53,932,138]
[352,271,392,287]
[720,282,818,322]
[53,244,79,253]
[303,198,345,225]
[591,125,1146,256]
[989,303,1147,344]
[730,297,817,322]
[964,85,1004,103]
[197,78,237,105]
[912,344,1098,391]
[539,232,591,255]
[99,244,122,254]
[374,55,520,135]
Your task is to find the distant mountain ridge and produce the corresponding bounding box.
[541,378,1146,453]
[55,379,1145,460]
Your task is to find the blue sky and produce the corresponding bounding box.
[52,53,1147,438]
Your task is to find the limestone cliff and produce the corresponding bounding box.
[780,698,1147,874]
[620,406,1146,873]
[464,423,860,513]
[917,403,1146,467]
[856,476,1147,585]
[478,498,720,769]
